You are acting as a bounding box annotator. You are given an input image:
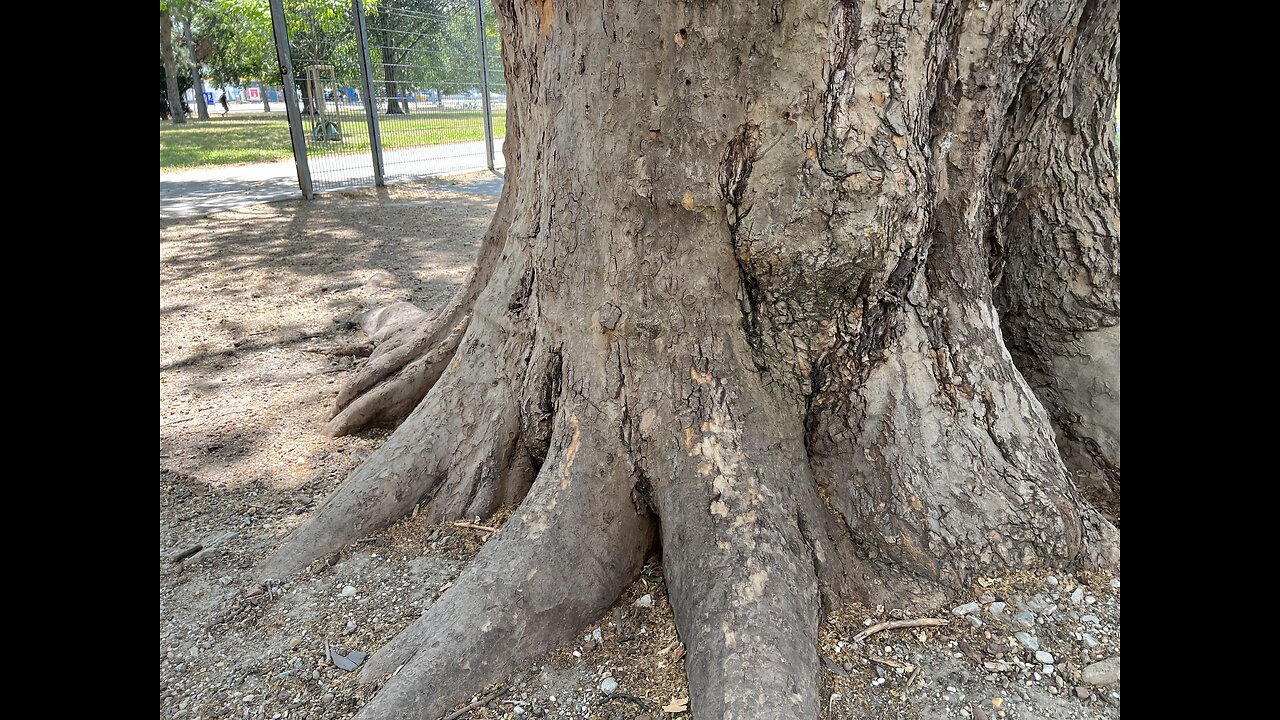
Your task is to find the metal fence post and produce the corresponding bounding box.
[268,0,313,199]
[475,0,495,172]
[351,0,385,187]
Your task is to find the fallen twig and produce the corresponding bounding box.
[905,663,922,690]
[450,521,500,533]
[852,618,948,643]
[442,690,501,720]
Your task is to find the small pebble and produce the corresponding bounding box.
[290,637,302,649]
[1035,650,1054,665]
[1046,575,1058,586]
[1075,686,1090,700]
[344,619,357,635]
[952,602,981,616]
[989,601,1007,616]
[601,677,619,695]
[1081,614,1100,624]
[1110,579,1120,589]
[1015,632,1039,651]
[242,696,256,704]
[1014,611,1036,628]
[1070,588,1084,604]
[1082,634,1099,648]
[633,594,654,608]
[341,585,357,597]
[966,615,984,628]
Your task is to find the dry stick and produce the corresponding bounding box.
[441,690,501,720]
[905,664,923,691]
[450,521,500,533]
[852,618,949,644]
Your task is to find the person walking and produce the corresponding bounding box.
[219,92,229,117]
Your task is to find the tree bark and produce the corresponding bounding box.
[260,83,271,113]
[160,8,186,125]
[258,1,1121,717]
[990,0,1121,498]
[183,14,210,121]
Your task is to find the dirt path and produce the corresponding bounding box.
[160,181,1120,720]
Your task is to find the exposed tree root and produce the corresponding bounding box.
[645,368,827,719]
[259,330,529,581]
[352,405,655,719]
[326,188,517,437]
[324,312,470,437]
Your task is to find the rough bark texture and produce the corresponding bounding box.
[260,83,272,113]
[260,1,1121,718]
[160,8,186,125]
[989,0,1120,497]
[183,16,210,121]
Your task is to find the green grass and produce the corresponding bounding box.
[160,114,294,169]
[160,109,508,171]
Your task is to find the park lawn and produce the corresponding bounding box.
[160,109,507,172]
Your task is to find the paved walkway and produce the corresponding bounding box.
[160,139,505,220]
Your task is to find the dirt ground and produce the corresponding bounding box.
[159,177,1121,720]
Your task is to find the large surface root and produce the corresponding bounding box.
[640,357,827,720]
[324,312,469,437]
[352,407,655,719]
[327,217,510,437]
[258,333,527,582]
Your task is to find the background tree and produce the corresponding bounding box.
[202,0,279,111]
[258,1,1122,716]
[159,3,186,124]
[367,0,449,114]
[181,1,211,121]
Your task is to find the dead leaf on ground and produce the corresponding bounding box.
[663,696,689,713]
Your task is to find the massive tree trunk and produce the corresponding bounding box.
[183,14,210,121]
[259,1,1121,717]
[160,8,186,125]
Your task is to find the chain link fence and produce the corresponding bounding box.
[269,0,503,196]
